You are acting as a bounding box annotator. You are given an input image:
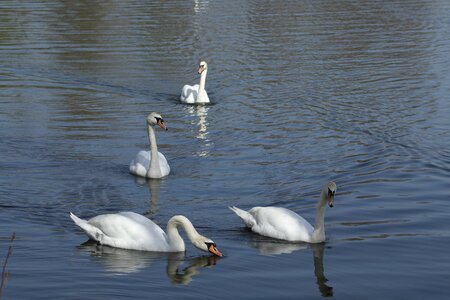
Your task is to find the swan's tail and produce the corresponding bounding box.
[229,206,256,228]
[70,212,86,226]
[69,212,104,243]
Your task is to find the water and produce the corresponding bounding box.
[1,0,449,299]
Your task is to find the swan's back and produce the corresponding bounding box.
[248,207,314,242]
[71,212,171,251]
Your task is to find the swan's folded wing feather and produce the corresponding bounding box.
[157,152,171,176]
[250,207,314,242]
[87,212,170,251]
[129,150,150,177]
[181,84,199,103]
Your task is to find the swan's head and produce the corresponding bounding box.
[197,61,208,74]
[323,181,337,208]
[147,112,167,131]
[193,236,223,257]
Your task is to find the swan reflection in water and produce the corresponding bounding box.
[134,176,162,219]
[250,238,333,297]
[167,254,218,285]
[184,105,212,157]
[310,243,334,297]
[76,241,219,285]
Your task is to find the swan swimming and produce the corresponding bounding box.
[230,182,337,243]
[180,61,210,104]
[70,212,223,256]
[129,112,170,178]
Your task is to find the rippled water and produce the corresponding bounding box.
[1,0,449,299]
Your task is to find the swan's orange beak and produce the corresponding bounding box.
[198,65,205,74]
[157,119,168,131]
[208,244,223,257]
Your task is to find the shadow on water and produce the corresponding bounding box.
[250,238,333,297]
[76,241,219,285]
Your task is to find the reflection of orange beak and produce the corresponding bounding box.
[197,66,204,74]
[157,119,168,131]
[207,255,218,266]
[208,244,223,257]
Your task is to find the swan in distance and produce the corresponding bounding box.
[180,61,210,104]
[70,212,223,256]
[129,112,170,178]
[230,182,337,243]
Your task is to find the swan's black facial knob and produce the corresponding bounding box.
[327,188,335,207]
[205,242,223,257]
[155,117,168,131]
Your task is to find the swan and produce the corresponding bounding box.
[129,112,170,178]
[70,212,223,256]
[229,182,337,243]
[180,61,210,104]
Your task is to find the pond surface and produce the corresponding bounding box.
[1,0,449,299]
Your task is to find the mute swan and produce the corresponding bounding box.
[70,212,223,256]
[180,61,210,104]
[129,112,170,178]
[230,182,337,243]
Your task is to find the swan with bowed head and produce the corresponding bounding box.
[129,112,170,179]
[230,182,337,243]
[180,61,210,104]
[70,212,223,257]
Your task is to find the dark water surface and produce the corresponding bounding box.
[1,0,449,299]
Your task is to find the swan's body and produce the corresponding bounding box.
[70,212,222,256]
[180,61,210,104]
[230,182,337,243]
[129,112,170,178]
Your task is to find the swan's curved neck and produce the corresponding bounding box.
[146,124,160,176]
[312,190,328,242]
[166,215,201,252]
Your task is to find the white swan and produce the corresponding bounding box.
[230,182,337,243]
[70,212,223,256]
[129,112,170,178]
[180,61,210,104]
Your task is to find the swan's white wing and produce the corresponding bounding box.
[180,84,199,103]
[72,212,171,251]
[249,207,314,242]
[157,152,170,177]
[129,150,150,177]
